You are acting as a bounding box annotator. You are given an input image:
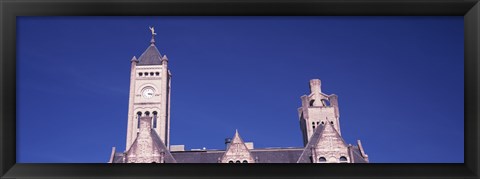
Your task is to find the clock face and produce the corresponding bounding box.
[141,87,155,99]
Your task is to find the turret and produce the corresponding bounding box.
[298,79,341,146]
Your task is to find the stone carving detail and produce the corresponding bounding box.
[125,116,162,163]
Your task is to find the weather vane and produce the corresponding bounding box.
[149,26,157,36]
[149,26,157,44]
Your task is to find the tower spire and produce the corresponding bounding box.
[149,26,157,45]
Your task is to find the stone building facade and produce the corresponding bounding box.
[108,30,369,163]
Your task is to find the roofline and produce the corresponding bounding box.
[170,147,305,153]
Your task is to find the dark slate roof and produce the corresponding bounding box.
[170,148,305,163]
[112,152,125,163]
[137,44,163,66]
[350,146,368,163]
[171,151,224,163]
[251,148,304,163]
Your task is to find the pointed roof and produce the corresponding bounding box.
[137,44,163,66]
[229,129,248,148]
[296,123,348,163]
[131,56,138,62]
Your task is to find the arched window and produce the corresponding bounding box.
[228,161,234,163]
[155,72,160,76]
[243,160,248,163]
[309,100,315,107]
[145,111,150,116]
[340,156,348,162]
[139,73,143,76]
[319,157,327,162]
[144,72,148,76]
[137,112,142,128]
[321,99,331,106]
[150,72,154,76]
[236,160,241,163]
[153,111,158,128]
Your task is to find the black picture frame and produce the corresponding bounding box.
[1,0,478,178]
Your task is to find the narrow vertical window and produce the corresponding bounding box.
[153,111,158,128]
[136,112,142,128]
[144,111,150,128]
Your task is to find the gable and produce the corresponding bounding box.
[297,123,350,163]
[125,116,176,163]
[313,123,350,162]
[220,130,255,163]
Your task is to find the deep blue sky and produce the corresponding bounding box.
[17,16,464,163]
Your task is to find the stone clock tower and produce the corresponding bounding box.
[125,27,171,151]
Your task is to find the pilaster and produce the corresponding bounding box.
[126,56,138,150]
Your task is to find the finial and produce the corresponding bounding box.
[149,26,157,45]
[131,56,138,62]
[161,55,168,62]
